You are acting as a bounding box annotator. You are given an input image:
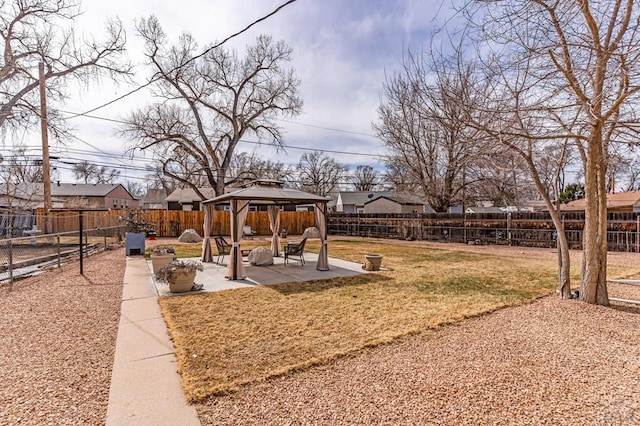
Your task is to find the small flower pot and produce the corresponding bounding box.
[364,254,383,271]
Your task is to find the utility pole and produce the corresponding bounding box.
[39,61,52,233]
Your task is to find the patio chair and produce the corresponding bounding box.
[214,236,231,264]
[284,237,307,266]
[214,236,251,264]
[243,225,256,239]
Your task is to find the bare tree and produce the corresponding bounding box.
[125,180,144,199]
[227,151,295,187]
[144,164,178,195]
[350,165,379,191]
[374,47,489,212]
[382,159,419,193]
[468,0,640,305]
[0,0,130,135]
[121,16,302,199]
[296,151,347,197]
[72,160,120,184]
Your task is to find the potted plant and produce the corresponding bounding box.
[155,259,204,293]
[150,245,176,274]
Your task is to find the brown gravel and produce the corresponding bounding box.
[0,248,124,426]
[196,296,640,425]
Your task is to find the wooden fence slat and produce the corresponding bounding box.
[34,208,317,238]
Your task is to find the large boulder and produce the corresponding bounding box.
[247,246,274,266]
[178,229,203,243]
[302,226,321,239]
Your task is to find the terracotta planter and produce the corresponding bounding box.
[364,254,383,271]
[168,270,196,293]
[151,254,174,274]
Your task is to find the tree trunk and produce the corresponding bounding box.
[580,135,609,305]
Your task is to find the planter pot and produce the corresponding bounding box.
[364,254,383,271]
[151,254,175,274]
[168,270,197,293]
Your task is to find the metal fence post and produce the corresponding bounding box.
[8,238,13,287]
[57,234,61,269]
[103,228,107,250]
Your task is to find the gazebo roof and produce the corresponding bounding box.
[202,181,331,205]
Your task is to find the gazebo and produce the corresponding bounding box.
[200,180,331,280]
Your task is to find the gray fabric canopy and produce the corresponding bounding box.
[201,182,331,280]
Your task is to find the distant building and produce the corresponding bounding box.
[1,183,138,209]
[561,190,640,213]
[335,191,432,214]
[140,188,168,210]
[165,187,215,211]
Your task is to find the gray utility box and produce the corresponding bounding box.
[125,232,146,256]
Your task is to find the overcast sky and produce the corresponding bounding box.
[20,0,459,185]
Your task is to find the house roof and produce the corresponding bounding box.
[49,183,132,198]
[1,183,129,199]
[202,184,330,205]
[165,187,216,203]
[364,194,425,206]
[141,188,168,204]
[338,191,395,206]
[562,191,640,211]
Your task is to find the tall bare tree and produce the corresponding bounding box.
[296,151,347,197]
[468,0,640,304]
[374,47,489,211]
[350,165,379,191]
[0,0,130,135]
[121,16,302,199]
[227,152,294,187]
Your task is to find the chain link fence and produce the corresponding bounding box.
[0,224,126,285]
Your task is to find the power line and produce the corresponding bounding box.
[66,0,299,119]
[274,118,377,138]
[237,138,385,158]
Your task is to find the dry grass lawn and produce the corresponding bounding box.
[158,238,639,403]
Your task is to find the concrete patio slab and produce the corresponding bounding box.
[151,252,370,296]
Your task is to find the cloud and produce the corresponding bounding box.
[22,0,456,182]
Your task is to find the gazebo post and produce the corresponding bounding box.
[231,199,238,280]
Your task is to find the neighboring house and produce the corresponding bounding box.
[0,183,64,210]
[0,183,134,209]
[165,187,215,211]
[336,191,432,214]
[51,183,139,209]
[561,190,640,213]
[336,191,395,213]
[363,194,433,214]
[140,188,168,210]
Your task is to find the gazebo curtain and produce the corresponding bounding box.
[227,199,250,280]
[201,204,214,262]
[315,202,329,271]
[267,205,281,257]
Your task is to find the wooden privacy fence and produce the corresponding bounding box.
[328,212,640,252]
[35,209,318,238]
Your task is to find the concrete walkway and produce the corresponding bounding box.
[106,257,200,426]
[106,251,371,424]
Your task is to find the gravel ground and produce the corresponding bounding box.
[2,239,639,425]
[197,296,640,425]
[196,239,640,425]
[0,248,124,426]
